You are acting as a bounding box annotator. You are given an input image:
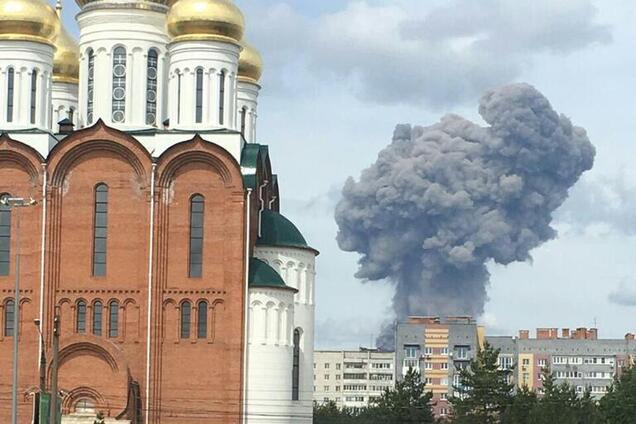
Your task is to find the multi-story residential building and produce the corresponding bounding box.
[313,349,396,410]
[395,316,484,418]
[488,328,636,399]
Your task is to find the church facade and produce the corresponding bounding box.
[0,0,316,423]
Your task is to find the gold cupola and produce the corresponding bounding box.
[166,0,244,43]
[238,41,263,84]
[0,0,60,46]
[52,24,79,84]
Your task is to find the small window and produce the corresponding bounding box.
[93,184,108,277]
[146,49,158,125]
[108,300,119,338]
[7,68,14,122]
[68,107,75,123]
[195,69,203,123]
[111,47,127,123]
[218,71,225,125]
[177,73,182,124]
[76,300,87,334]
[0,193,12,276]
[239,107,247,136]
[181,301,191,339]
[189,195,204,278]
[30,70,38,124]
[4,299,15,337]
[292,329,301,400]
[87,49,95,123]
[197,301,208,339]
[93,301,103,336]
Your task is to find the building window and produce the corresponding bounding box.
[181,301,191,339]
[111,46,127,123]
[218,71,225,125]
[292,328,301,400]
[93,301,103,336]
[189,195,204,278]
[30,70,38,124]
[195,68,203,123]
[0,193,11,276]
[239,107,247,136]
[146,49,158,125]
[108,300,119,338]
[336,363,341,370]
[87,50,95,124]
[4,299,15,337]
[76,300,87,334]
[93,184,108,277]
[177,72,182,124]
[7,68,14,122]
[197,301,208,339]
[68,107,75,123]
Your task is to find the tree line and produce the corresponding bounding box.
[314,344,636,424]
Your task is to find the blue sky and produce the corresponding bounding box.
[56,0,636,348]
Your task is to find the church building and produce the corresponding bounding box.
[0,0,317,422]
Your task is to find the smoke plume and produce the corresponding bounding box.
[335,84,595,349]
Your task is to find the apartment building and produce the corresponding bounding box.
[313,349,396,409]
[488,328,636,399]
[395,316,484,418]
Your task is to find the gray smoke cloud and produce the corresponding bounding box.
[335,83,596,349]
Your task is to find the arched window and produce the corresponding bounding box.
[218,71,225,125]
[108,300,119,338]
[189,195,204,278]
[292,328,301,400]
[195,68,204,123]
[4,299,15,337]
[76,300,87,334]
[30,70,38,124]
[180,301,191,339]
[87,49,95,123]
[197,301,208,339]
[111,47,127,123]
[92,301,103,336]
[7,68,14,122]
[177,72,182,124]
[68,107,75,123]
[0,193,11,276]
[93,184,108,277]
[239,107,247,137]
[146,49,158,125]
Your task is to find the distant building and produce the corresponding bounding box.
[488,328,636,399]
[313,349,395,410]
[395,316,485,418]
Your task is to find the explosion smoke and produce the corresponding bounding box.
[335,84,595,349]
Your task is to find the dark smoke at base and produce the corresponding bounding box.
[335,84,595,350]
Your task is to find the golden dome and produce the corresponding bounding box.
[0,0,60,46]
[53,24,79,84]
[167,0,244,43]
[238,41,263,84]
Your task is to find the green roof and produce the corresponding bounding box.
[248,258,297,292]
[257,209,313,250]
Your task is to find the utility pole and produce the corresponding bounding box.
[49,314,60,424]
[1,196,37,424]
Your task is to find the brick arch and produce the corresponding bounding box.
[0,133,44,184]
[62,385,107,414]
[156,135,243,189]
[47,119,152,186]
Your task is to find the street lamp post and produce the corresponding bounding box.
[1,196,38,424]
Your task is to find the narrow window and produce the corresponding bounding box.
[218,71,225,125]
[108,300,119,338]
[68,107,75,123]
[93,301,103,336]
[189,195,204,278]
[111,47,127,123]
[181,301,191,339]
[76,300,86,334]
[30,70,38,124]
[239,107,247,137]
[7,68,14,122]
[0,193,11,276]
[195,69,204,123]
[93,184,108,277]
[177,73,182,124]
[146,49,158,125]
[197,301,208,339]
[87,49,95,123]
[4,299,15,337]
[292,329,301,400]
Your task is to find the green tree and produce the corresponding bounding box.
[314,401,362,424]
[451,343,513,424]
[364,367,434,424]
[500,386,537,424]
[600,365,636,424]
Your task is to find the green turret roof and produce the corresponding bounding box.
[257,209,315,251]
[248,258,297,292]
